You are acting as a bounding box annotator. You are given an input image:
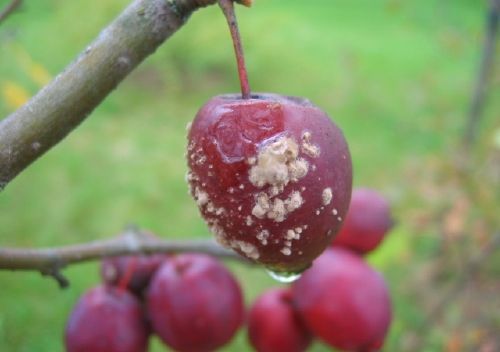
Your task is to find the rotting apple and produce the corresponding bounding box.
[186,0,352,276]
[187,94,352,274]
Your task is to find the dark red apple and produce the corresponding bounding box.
[101,254,167,296]
[185,0,352,276]
[186,93,352,274]
[146,253,244,352]
[248,287,312,352]
[65,285,149,352]
[332,188,393,255]
[292,248,392,351]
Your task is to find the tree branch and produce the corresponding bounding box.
[0,227,249,288]
[0,0,22,24]
[0,0,229,191]
[0,228,246,273]
[462,0,499,149]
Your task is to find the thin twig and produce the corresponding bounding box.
[218,0,251,99]
[41,267,70,289]
[0,230,247,271]
[462,0,499,150]
[0,227,250,287]
[0,0,21,24]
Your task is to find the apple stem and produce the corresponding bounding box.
[219,0,251,99]
[118,257,137,292]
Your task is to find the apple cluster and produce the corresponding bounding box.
[64,188,393,352]
[63,1,394,350]
[65,242,244,352]
[248,188,394,352]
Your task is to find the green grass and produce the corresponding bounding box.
[0,0,496,350]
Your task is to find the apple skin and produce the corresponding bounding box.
[291,248,392,351]
[146,253,244,352]
[187,93,352,273]
[64,285,149,352]
[101,254,167,297]
[248,287,312,352]
[332,188,393,255]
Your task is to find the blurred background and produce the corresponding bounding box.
[0,0,499,351]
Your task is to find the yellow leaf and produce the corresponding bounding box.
[2,81,30,109]
[11,44,52,87]
[27,62,52,87]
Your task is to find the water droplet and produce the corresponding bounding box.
[265,269,302,283]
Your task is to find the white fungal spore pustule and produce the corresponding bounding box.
[251,190,304,223]
[232,241,260,260]
[301,131,321,158]
[249,135,309,193]
[322,187,333,206]
[256,230,270,246]
[194,187,209,207]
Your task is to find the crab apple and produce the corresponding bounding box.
[186,93,352,274]
[292,248,392,351]
[332,188,393,255]
[248,287,312,352]
[146,253,244,352]
[101,254,166,296]
[186,0,352,274]
[65,285,149,352]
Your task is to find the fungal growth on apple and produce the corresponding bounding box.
[186,0,352,277]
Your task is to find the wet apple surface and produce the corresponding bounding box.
[187,93,352,274]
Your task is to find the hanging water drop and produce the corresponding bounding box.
[265,268,302,283]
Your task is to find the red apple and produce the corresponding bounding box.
[187,93,352,274]
[332,188,393,255]
[65,285,149,352]
[248,287,312,352]
[101,254,167,296]
[292,248,392,351]
[146,253,244,352]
